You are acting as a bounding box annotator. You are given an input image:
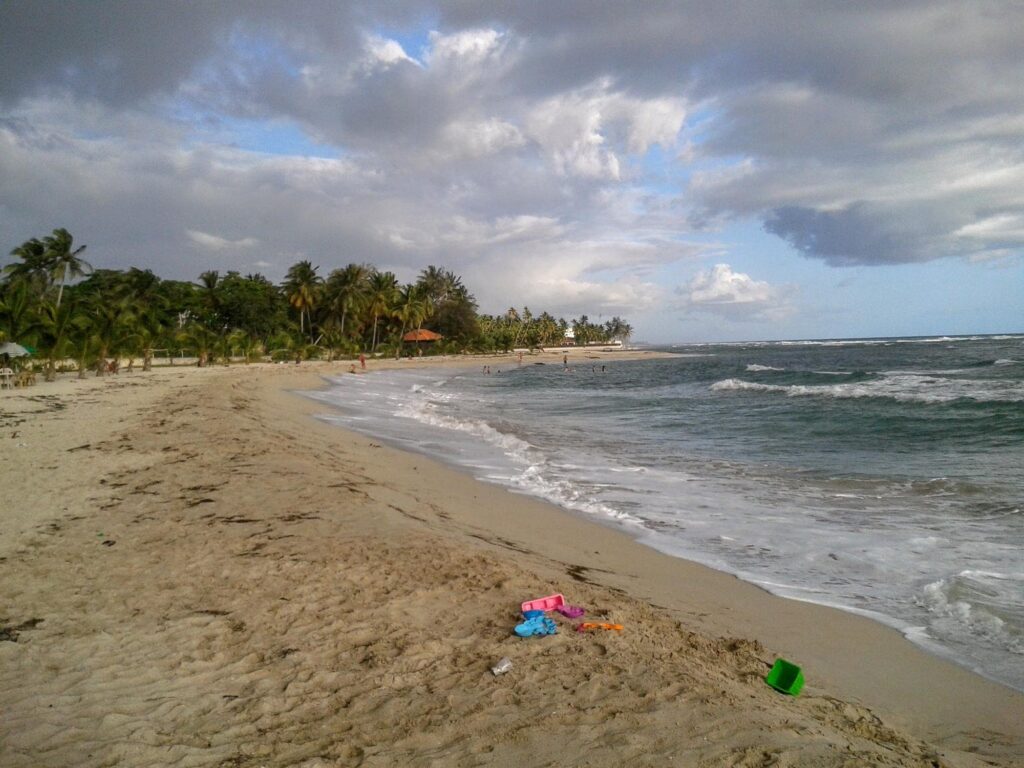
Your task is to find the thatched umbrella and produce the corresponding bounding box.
[401,329,442,355]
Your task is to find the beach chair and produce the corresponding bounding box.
[0,367,13,389]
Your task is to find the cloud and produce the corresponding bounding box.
[762,204,935,267]
[426,28,505,65]
[954,214,1024,246]
[526,80,686,180]
[438,118,524,160]
[364,35,420,68]
[677,264,794,321]
[186,230,260,251]
[1,0,1022,337]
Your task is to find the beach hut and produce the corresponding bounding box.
[402,329,442,343]
[401,329,442,355]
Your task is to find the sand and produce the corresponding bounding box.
[1,353,1022,767]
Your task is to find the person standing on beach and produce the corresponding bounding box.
[359,353,366,370]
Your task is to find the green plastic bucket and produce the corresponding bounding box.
[765,658,804,696]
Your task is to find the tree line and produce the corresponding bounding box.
[0,228,633,379]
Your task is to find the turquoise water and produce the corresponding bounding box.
[307,334,1024,690]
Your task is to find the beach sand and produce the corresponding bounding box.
[2,354,1022,767]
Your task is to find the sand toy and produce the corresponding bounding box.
[576,622,623,632]
[521,593,565,613]
[765,658,804,696]
[514,616,558,637]
[555,605,585,618]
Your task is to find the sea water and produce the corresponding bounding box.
[304,335,1024,691]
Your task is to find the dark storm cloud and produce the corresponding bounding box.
[764,204,938,267]
[0,1,379,108]
[0,1,234,105]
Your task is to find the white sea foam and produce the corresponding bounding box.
[395,397,536,462]
[919,572,1024,657]
[746,363,785,371]
[710,374,1024,403]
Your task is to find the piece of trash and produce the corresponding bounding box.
[556,605,585,618]
[576,622,623,632]
[521,593,565,613]
[765,658,804,696]
[491,657,513,675]
[514,616,557,637]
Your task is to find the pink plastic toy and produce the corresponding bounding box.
[556,605,585,619]
[521,593,565,613]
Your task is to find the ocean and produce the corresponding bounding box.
[304,334,1024,691]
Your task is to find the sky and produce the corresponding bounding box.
[1,1,1021,343]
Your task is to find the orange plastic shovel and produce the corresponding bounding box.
[576,622,623,632]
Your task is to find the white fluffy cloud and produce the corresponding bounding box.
[678,264,794,321]
[364,36,419,68]
[526,80,686,180]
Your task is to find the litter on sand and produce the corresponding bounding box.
[491,657,513,675]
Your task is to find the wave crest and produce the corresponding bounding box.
[710,375,1024,403]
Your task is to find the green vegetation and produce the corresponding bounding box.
[1,229,633,372]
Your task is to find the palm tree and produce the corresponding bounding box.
[70,333,96,379]
[573,315,592,346]
[365,270,398,353]
[323,263,370,341]
[512,305,532,348]
[418,266,465,309]
[121,268,167,370]
[85,297,133,374]
[196,269,223,328]
[283,261,323,342]
[392,284,432,359]
[536,312,560,347]
[42,228,91,308]
[228,329,263,363]
[4,238,50,297]
[604,316,633,343]
[0,280,38,343]
[37,299,84,381]
[178,321,219,367]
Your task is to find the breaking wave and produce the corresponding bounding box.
[710,374,1024,404]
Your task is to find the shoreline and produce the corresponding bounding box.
[291,367,1024,728]
[2,360,1022,766]
[306,356,1022,698]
